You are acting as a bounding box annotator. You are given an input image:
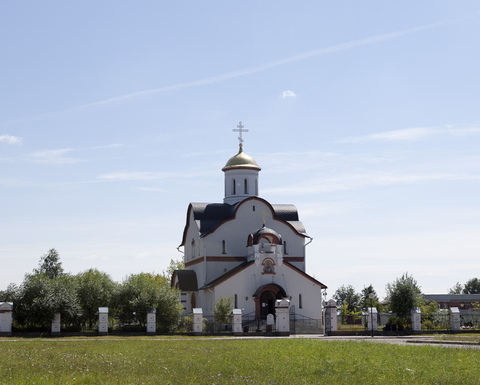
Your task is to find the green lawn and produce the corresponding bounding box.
[0,337,479,384]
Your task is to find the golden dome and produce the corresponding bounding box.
[222,145,261,171]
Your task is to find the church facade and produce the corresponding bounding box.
[172,124,326,320]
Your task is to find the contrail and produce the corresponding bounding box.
[4,17,464,124]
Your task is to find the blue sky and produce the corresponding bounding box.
[1,1,479,299]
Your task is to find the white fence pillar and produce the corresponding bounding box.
[0,302,13,334]
[193,308,203,333]
[147,309,156,334]
[367,307,378,332]
[411,308,421,331]
[275,299,290,333]
[232,309,242,334]
[99,307,109,334]
[450,307,460,331]
[324,299,337,334]
[51,313,61,334]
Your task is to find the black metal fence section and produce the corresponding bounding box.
[335,310,480,332]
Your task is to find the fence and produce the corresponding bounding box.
[335,309,480,333]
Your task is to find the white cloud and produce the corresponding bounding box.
[338,125,480,143]
[30,148,82,164]
[97,171,174,181]
[264,172,480,195]
[338,127,438,143]
[0,134,22,144]
[282,90,296,98]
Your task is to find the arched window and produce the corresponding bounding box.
[232,179,236,195]
[299,294,303,309]
[234,294,238,308]
[222,240,226,254]
[244,179,248,194]
[283,241,288,255]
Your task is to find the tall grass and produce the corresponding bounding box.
[0,337,479,384]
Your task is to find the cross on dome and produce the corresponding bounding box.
[258,209,269,225]
[233,121,249,149]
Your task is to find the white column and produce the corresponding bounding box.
[0,302,13,333]
[275,299,290,333]
[193,308,203,333]
[411,308,421,331]
[51,313,61,334]
[232,309,243,333]
[147,309,156,334]
[98,307,109,334]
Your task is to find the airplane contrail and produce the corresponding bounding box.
[4,17,466,124]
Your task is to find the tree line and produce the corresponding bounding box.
[0,249,184,332]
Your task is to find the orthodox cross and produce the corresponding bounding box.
[258,209,269,225]
[233,121,249,147]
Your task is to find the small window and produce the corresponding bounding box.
[253,205,256,212]
[244,179,248,194]
[283,241,288,255]
[222,240,226,254]
[232,179,236,195]
[234,294,238,309]
[299,294,303,309]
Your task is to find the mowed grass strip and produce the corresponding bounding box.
[0,338,479,384]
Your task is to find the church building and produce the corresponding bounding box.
[172,122,327,321]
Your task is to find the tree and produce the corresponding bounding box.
[448,282,463,295]
[0,283,19,302]
[385,273,422,323]
[35,248,64,279]
[116,273,183,331]
[75,269,117,330]
[463,278,480,294]
[213,296,233,325]
[360,284,382,311]
[163,258,185,278]
[14,273,79,330]
[333,285,361,312]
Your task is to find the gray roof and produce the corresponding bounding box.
[172,270,198,291]
[423,294,480,302]
[180,197,308,246]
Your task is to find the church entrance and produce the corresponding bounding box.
[254,284,287,320]
[260,291,276,319]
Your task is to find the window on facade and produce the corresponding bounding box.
[253,205,255,211]
[299,294,303,309]
[234,294,238,309]
[283,241,288,255]
[191,239,195,259]
[244,179,248,194]
[232,179,236,195]
[222,240,226,254]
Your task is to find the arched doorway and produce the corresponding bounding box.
[254,284,287,319]
[260,291,276,319]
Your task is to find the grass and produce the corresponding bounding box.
[0,337,479,384]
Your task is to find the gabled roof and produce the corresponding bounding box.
[180,196,308,247]
[283,261,327,289]
[199,261,255,290]
[198,259,327,291]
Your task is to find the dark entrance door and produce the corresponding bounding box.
[260,290,276,319]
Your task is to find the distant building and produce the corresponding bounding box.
[423,294,480,310]
[171,123,326,320]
